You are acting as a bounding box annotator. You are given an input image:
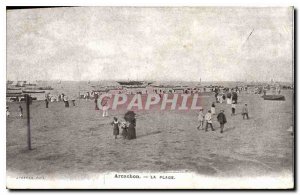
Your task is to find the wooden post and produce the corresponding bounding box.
[25,94,32,150]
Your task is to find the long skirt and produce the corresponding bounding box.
[113,127,119,136]
[227,98,232,104]
[127,124,136,140]
[121,128,127,139]
[219,96,223,103]
[211,107,216,114]
[95,103,99,110]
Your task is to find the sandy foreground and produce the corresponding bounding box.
[6,90,294,189]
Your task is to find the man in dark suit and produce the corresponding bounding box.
[217,110,227,133]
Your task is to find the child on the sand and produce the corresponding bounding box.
[197,108,204,130]
[242,103,249,119]
[101,96,110,117]
[110,117,120,139]
[19,105,23,118]
[63,95,69,108]
[120,121,128,139]
[231,101,236,116]
[211,102,216,115]
[218,94,223,103]
[6,106,10,118]
[45,98,49,108]
[205,110,215,131]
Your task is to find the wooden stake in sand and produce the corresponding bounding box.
[25,94,32,150]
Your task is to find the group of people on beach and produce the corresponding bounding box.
[197,101,249,133]
[44,93,76,108]
[6,105,23,118]
[197,108,227,133]
[196,88,249,133]
[6,88,249,140]
[110,111,137,140]
[94,93,110,117]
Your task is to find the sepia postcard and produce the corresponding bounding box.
[6,6,294,189]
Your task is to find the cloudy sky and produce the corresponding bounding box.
[7,7,293,82]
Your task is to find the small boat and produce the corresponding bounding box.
[38,86,54,90]
[117,81,144,85]
[117,81,153,86]
[262,95,285,101]
[7,89,22,94]
[22,90,45,93]
[6,81,13,85]
[25,83,37,86]
[7,87,21,90]
[6,93,23,97]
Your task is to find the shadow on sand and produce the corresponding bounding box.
[224,126,236,133]
[138,131,162,139]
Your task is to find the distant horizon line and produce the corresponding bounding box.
[6,79,294,84]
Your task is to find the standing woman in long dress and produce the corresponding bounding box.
[211,102,216,115]
[127,122,136,140]
[94,93,99,110]
[124,111,136,140]
[227,92,232,104]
